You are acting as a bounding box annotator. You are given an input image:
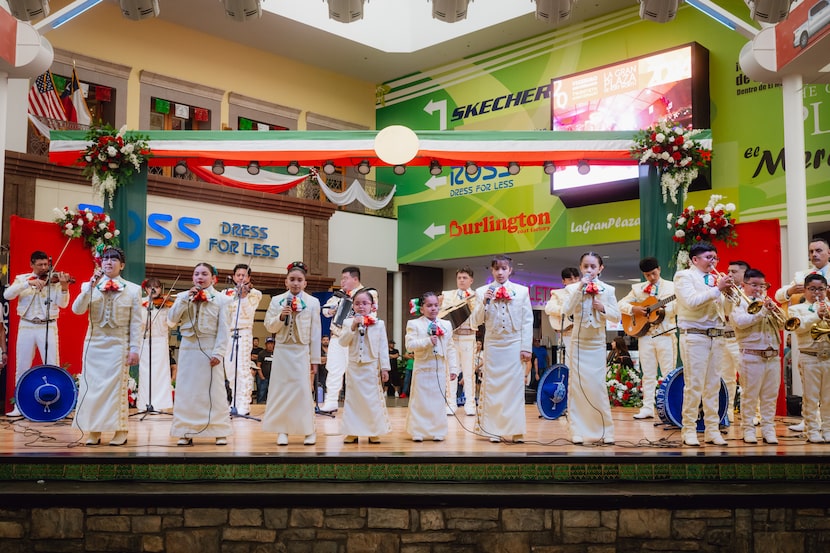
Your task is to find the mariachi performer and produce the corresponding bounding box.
[72,247,142,446]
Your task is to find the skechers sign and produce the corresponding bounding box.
[146,214,280,258]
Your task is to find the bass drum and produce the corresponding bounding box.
[536,364,569,420]
[655,366,729,432]
[14,364,78,422]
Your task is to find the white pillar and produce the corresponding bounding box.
[392,270,402,345]
[781,73,808,279]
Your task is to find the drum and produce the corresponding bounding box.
[536,364,569,420]
[14,364,78,422]
[441,301,472,329]
[655,366,729,432]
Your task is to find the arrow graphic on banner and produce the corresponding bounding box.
[424,175,448,191]
[423,99,447,130]
[424,223,446,240]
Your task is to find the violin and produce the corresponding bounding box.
[34,272,75,284]
[151,296,175,308]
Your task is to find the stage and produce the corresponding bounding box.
[1,400,828,499]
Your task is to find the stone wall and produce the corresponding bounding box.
[0,506,827,553]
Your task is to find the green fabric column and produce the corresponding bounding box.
[108,163,147,284]
[638,165,682,281]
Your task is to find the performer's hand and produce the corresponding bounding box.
[520,350,531,362]
[31,279,45,292]
[717,274,734,291]
[351,318,360,331]
[0,352,6,367]
[310,364,318,377]
[632,305,647,316]
[209,356,221,367]
[90,268,103,286]
[57,272,72,285]
[484,287,496,303]
[789,283,805,297]
[126,352,139,365]
[281,304,292,321]
[592,297,605,313]
[430,335,438,346]
[381,369,389,383]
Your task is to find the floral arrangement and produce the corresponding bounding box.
[79,124,151,207]
[53,206,120,258]
[606,362,643,408]
[631,118,712,204]
[667,194,737,268]
[127,376,137,408]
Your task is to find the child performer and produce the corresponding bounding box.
[137,278,174,413]
[72,247,142,446]
[405,292,459,442]
[731,268,781,444]
[338,288,392,444]
[261,261,321,446]
[470,255,533,443]
[167,263,231,446]
[788,273,830,444]
[563,252,621,445]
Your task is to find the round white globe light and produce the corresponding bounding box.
[374,125,420,166]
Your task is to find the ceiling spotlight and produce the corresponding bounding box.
[638,0,679,23]
[327,0,364,23]
[356,160,371,175]
[212,160,225,176]
[507,162,521,176]
[222,0,262,22]
[322,161,336,175]
[577,160,591,175]
[429,160,443,176]
[173,161,188,176]
[543,161,556,175]
[534,0,575,25]
[287,161,300,175]
[393,165,407,176]
[465,161,479,176]
[432,0,470,23]
[8,0,50,21]
[746,0,793,24]
[247,161,260,175]
[119,0,159,20]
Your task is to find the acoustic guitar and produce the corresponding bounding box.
[622,294,676,337]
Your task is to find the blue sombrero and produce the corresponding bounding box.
[15,365,78,422]
[536,364,569,420]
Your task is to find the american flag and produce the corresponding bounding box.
[28,71,67,121]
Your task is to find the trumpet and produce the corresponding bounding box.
[810,300,830,341]
[711,271,750,306]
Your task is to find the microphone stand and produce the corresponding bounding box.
[42,259,55,368]
[135,296,171,419]
[229,283,259,422]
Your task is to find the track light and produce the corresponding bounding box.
[322,161,336,175]
[393,165,407,176]
[287,161,300,175]
[8,0,50,21]
[534,0,575,25]
[173,161,188,176]
[222,0,262,22]
[746,0,793,24]
[465,161,479,176]
[118,0,159,20]
[327,0,365,23]
[247,161,260,175]
[638,0,679,23]
[432,0,470,23]
[429,160,443,176]
[577,160,591,175]
[507,162,521,176]
[543,161,556,175]
[212,160,225,176]
[357,160,371,175]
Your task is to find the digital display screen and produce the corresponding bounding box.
[550,43,710,207]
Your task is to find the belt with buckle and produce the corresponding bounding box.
[680,328,726,338]
[454,329,476,336]
[801,350,830,359]
[21,317,54,325]
[742,348,778,359]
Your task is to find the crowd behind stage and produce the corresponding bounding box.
[2,238,829,448]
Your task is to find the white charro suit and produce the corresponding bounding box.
[618,278,677,416]
[674,266,728,441]
[440,288,477,415]
[544,288,573,355]
[563,279,620,443]
[222,286,262,416]
[261,291,321,437]
[470,280,533,440]
[405,316,459,439]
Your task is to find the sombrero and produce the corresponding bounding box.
[15,365,78,422]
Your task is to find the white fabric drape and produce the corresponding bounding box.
[314,173,396,209]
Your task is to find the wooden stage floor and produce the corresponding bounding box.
[0,399,823,460]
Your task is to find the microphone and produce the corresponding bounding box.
[485,283,498,305]
[189,285,203,301]
[358,318,365,336]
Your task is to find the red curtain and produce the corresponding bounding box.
[4,216,96,411]
[713,219,786,416]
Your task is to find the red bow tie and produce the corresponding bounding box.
[192,290,208,303]
[494,286,512,300]
[102,280,121,292]
[585,282,599,295]
[644,284,654,295]
[361,315,376,326]
[428,321,445,336]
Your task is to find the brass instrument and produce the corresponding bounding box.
[712,271,750,306]
[747,294,792,329]
[810,300,830,341]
